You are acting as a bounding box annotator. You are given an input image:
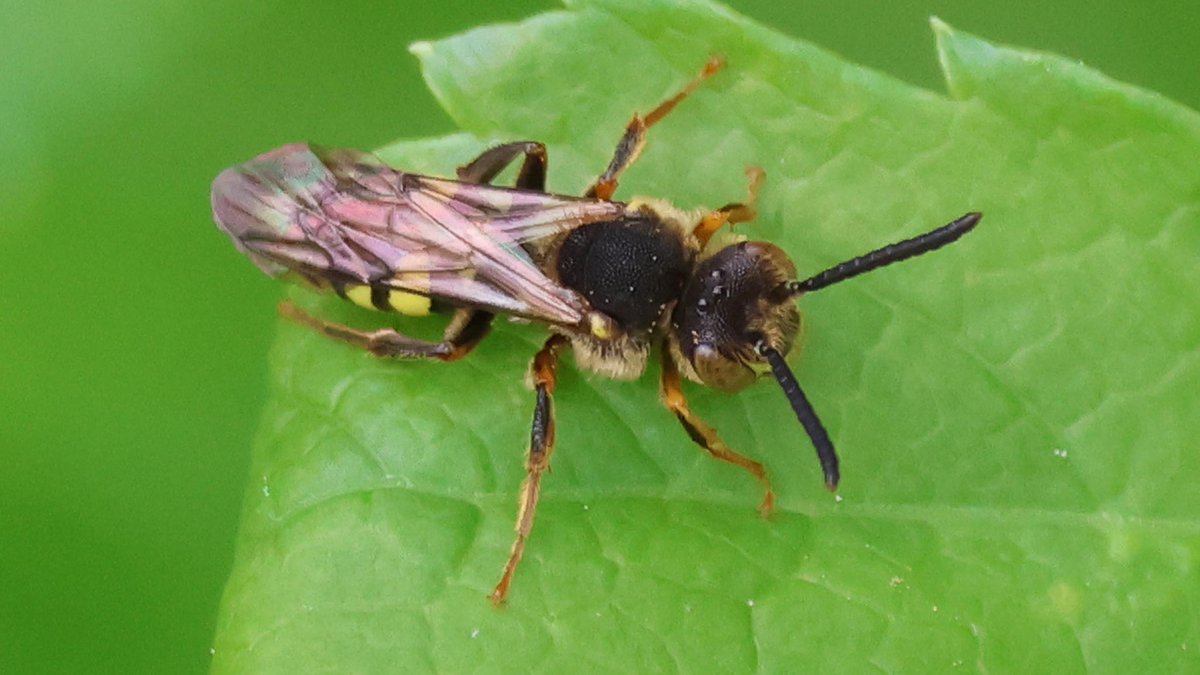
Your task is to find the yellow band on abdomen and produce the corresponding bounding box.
[388,289,431,316]
[344,284,375,310]
[343,282,432,316]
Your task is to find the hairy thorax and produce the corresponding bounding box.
[540,200,701,379]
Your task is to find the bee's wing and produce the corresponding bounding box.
[213,144,625,325]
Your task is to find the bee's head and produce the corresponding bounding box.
[670,239,841,489]
[669,212,981,492]
[671,241,801,393]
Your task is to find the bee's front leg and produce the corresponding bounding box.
[659,341,776,517]
[693,166,765,247]
[490,334,571,605]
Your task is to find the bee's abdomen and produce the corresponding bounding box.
[555,214,692,332]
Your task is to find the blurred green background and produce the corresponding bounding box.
[1,1,1195,672]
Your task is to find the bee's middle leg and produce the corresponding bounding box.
[586,56,725,200]
[279,301,494,361]
[490,334,570,605]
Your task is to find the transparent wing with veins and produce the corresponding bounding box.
[211,143,625,325]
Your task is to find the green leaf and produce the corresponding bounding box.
[211,0,1200,671]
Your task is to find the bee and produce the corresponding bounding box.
[211,57,980,604]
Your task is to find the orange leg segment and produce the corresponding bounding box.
[693,166,766,247]
[659,344,776,517]
[586,56,726,201]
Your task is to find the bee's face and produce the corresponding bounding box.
[671,241,801,392]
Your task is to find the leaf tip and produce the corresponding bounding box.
[407,40,433,59]
[931,16,980,101]
[929,15,953,38]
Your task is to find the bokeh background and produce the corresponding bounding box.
[1,1,1196,672]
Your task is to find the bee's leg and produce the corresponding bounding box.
[659,342,776,517]
[490,334,570,605]
[457,141,547,191]
[692,166,766,247]
[586,56,725,200]
[437,308,496,361]
[278,301,494,362]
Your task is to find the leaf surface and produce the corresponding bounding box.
[212,1,1200,671]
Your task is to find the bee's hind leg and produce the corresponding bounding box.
[279,301,494,362]
[457,141,548,191]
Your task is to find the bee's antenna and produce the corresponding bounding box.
[785,212,981,295]
[756,341,839,491]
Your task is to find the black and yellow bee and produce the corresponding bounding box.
[211,57,980,604]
